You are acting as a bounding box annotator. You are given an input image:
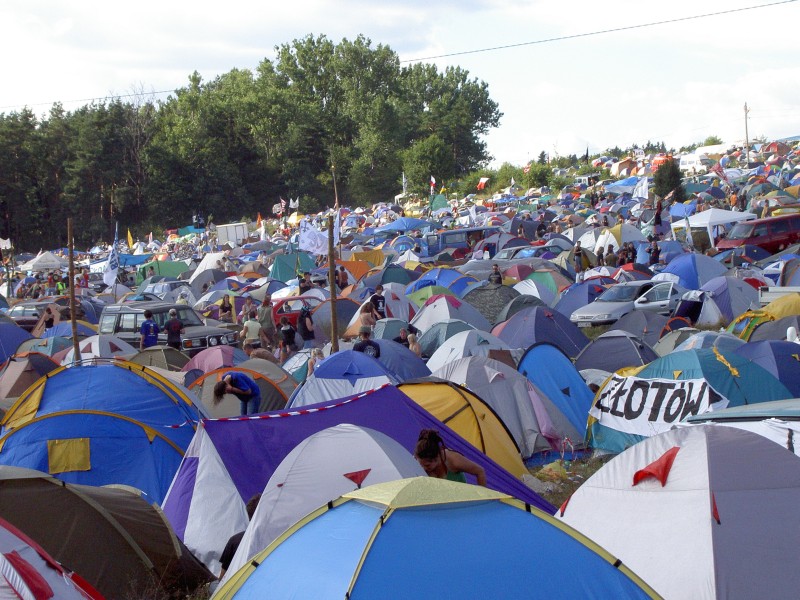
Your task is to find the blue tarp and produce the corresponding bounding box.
[118,253,154,267]
[375,217,431,233]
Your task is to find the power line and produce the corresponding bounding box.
[2,0,795,111]
[400,0,797,63]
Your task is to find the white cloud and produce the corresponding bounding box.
[2,0,798,168]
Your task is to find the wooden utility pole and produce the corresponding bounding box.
[331,163,339,211]
[67,218,80,362]
[743,102,751,167]
[327,216,339,353]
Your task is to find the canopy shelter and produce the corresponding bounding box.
[670,208,755,250]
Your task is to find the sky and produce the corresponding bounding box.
[2,0,798,167]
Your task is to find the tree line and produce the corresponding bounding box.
[0,34,506,250]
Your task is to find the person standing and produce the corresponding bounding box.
[488,264,502,285]
[336,266,349,290]
[257,295,276,348]
[573,241,585,280]
[218,296,233,323]
[278,316,297,363]
[213,371,262,416]
[297,306,316,349]
[164,308,185,350]
[369,285,386,320]
[240,310,262,348]
[140,310,160,350]
[646,240,661,267]
[354,326,381,358]
[298,272,314,294]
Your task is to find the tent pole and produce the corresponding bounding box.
[67,218,80,362]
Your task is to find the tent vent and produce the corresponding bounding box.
[327,500,333,509]
[613,559,622,569]
[788,430,795,454]
[251,559,261,568]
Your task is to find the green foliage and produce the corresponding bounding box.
[0,34,501,249]
[653,159,686,202]
[703,135,723,146]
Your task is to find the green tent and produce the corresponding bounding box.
[270,252,317,283]
[430,194,449,212]
[136,260,189,284]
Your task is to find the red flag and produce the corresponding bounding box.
[476,177,490,190]
[632,447,680,487]
[343,469,371,488]
[256,212,262,227]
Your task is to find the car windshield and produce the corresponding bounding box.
[597,285,641,302]
[726,223,755,240]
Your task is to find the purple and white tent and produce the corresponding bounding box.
[161,385,552,572]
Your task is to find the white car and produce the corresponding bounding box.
[570,281,684,327]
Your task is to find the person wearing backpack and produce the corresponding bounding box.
[297,306,316,349]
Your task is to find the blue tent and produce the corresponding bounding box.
[734,341,800,397]
[493,306,589,359]
[518,343,595,436]
[553,277,615,318]
[603,176,640,195]
[288,350,401,408]
[42,322,95,339]
[405,268,478,297]
[0,362,203,502]
[373,340,431,381]
[214,478,655,599]
[374,217,431,232]
[0,322,32,363]
[590,348,795,453]
[658,253,728,290]
[637,348,792,407]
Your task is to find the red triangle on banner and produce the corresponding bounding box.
[632,446,680,487]
[344,469,371,488]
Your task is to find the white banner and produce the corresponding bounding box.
[298,219,328,256]
[590,375,728,437]
[0,238,10,250]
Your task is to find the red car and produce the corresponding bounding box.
[717,214,800,255]
[271,295,323,328]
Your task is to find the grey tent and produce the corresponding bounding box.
[462,283,520,324]
[417,319,476,358]
[610,311,669,349]
[494,294,548,324]
[574,330,658,373]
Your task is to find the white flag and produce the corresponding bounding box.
[632,176,649,200]
[333,209,341,246]
[468,205,478,225]
[103,244,119,287]
[298,220,329,256]
[510,177,516,188]
[685,217,694,249]
[290,197,300,209]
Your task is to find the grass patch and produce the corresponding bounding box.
[529,454,614,508]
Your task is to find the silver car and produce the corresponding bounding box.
[570,281,684,327]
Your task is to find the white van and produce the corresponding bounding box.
[679,153,714,175]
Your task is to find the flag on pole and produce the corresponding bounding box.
[510,177,516,188]
[430,176,436,196]
[632,176,649,200]
[104,223,120,287]
[684,217,694,249]
[477,177,490,190]
[127,228,133,248]
[257,212,262,228]
[468,204,478,225]
[280,198,287,213]
[148,232,153,244]
[402,172,408,195]
[710,162,731,186]
[523,163,531,174]
[290,197,300,210]
[333,208,342,246]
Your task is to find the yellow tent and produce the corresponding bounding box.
[397,381,527,478]
[286,212,303,226]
